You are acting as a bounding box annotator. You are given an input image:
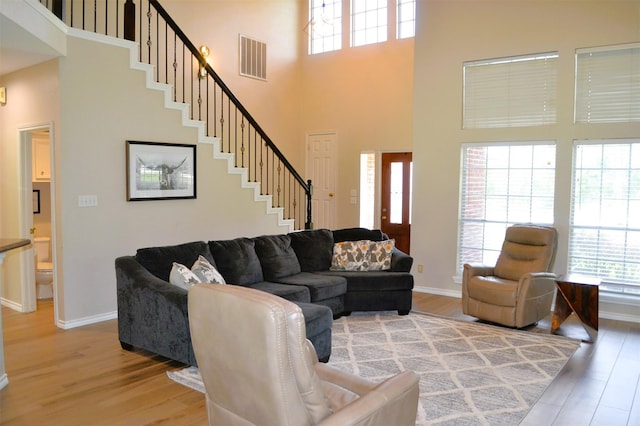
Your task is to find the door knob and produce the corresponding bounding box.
[329,193,334,198]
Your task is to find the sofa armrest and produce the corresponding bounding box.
[115,255,196,365]
[390,248,413,272]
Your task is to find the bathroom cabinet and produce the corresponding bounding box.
[32,138,50,182]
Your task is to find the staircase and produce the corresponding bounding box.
[37,0,312,230]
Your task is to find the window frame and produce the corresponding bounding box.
[457,141,557,273]
[568,139,640,296]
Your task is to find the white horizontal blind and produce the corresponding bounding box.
[569,140,640,295]
[463,53,558,128]
[457,142,556,272]
[575,44,640,124]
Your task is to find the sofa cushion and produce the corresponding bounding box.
[253,235,301,280]
[332,227,385,243]
[316,271,414,292]
[209,238,263,285]
[136,241,214,281]
[289,229,334,272]
[248,281,311,303]
[294,302,333,341]
[273,272,347,302]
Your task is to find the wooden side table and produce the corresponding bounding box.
[551,274,601,342]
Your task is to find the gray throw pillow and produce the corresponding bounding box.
[254,234,301,280]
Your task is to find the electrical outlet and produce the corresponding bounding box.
[417,264,423,273]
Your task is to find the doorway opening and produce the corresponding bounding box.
[19,123,56,319]
[359,151,412,253]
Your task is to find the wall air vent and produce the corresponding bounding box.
[239,34,267,81]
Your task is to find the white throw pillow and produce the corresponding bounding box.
[191,255,226,285]
[169,262,202,290]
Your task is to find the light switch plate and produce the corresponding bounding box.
[78,195,98,207]
[0,87,6,105]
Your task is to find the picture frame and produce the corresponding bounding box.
[126,141,196,201]
[33,189,41,214]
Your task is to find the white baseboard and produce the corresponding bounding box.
[0,373,8,390]
[412,285,640,324]
[0,297,23,312]
[57,310,117,330]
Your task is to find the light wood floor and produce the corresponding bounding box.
[1,293,639,425]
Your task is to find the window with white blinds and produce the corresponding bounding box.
[463,53,558,129]
[569,140,640,295]
[575,44,640,124]
[457,142,556,272]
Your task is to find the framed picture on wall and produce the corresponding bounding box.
[33,189,41,214]
[126,141,196,201]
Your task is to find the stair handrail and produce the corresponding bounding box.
[38,0,313,229]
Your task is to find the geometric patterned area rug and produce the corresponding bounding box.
[330,312,581,426]
[167,311,580,426]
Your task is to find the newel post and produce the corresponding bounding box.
[305,179,313,230]
[124,0,136,42]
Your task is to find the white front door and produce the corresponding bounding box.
[306,132,337,230]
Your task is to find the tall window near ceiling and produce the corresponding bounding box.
[463,52,558,129]
[308,0,342,54]
[569,43,640,295]
[457,143,556,272]
[396,0,415,39]
[351,0,387,47]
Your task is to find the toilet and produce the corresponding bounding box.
[34,236,54,299]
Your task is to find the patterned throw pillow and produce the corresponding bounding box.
[169,262,202,290]
[330,240,370,271]
[191,255,226,284]
[368,239,395,270]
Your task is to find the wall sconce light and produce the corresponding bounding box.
[0,87,6,105]
[199,45,211,79]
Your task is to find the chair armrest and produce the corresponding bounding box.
[315,362,377,396]
[317,370,420,426]
[463,263,495,279]
[517,272,557,299]
[390,248,413,272]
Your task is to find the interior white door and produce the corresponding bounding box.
[306,132,337,230]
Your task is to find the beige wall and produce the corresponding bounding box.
[412,0,640,319]
[162,0,305,170]
[300,39,415,227]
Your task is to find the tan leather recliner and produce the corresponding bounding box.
[188,283,420,426]
[461,224,558,328]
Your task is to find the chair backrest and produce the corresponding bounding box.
[494,225,557,281]
[188,284,332,426]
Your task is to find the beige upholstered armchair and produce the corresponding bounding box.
[461,224,558,328]
[188,284,420,426]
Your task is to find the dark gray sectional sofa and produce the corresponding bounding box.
[115,227,414,366]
